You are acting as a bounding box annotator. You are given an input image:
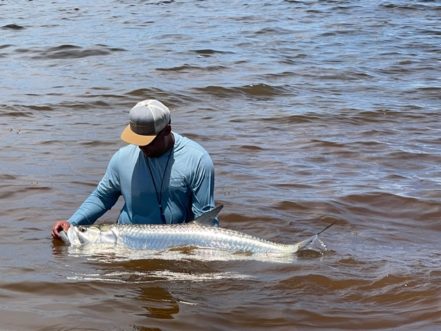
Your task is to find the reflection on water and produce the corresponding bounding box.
[137,286,179,320]
[57,229,330,265]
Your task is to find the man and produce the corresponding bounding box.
[52,99,217,239]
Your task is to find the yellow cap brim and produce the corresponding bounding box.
[120,124,157,146]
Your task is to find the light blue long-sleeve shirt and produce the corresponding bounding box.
[68,132,216,225]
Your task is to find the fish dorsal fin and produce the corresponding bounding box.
[192,205,224,226]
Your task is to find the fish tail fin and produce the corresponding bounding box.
[316,221,336,236]
[291,234,318,253]
[292,222,336,253]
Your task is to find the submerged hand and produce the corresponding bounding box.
[51,220,70,240]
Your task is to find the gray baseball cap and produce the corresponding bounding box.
[120,99,171,146]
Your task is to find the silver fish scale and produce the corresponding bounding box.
[110,223,297,254]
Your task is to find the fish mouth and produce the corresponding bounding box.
[59,227,82,246]
[59,230,71,245]
[60,227,83,246]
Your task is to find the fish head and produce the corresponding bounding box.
[76,225,102,244]
[66,224,117,246]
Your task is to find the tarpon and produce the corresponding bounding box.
[59,205,334,256]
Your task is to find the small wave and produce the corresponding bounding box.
[1,24,24,30]
[340,191,419,205]
[1,281,103,296]
[28,105,54,111]
[38,139,65,146]
[191,49,233,57]
[1,100,123,113]
[380,3,436,11]
[194,84,289,98]
[417,28,441,37]
[277,273,368,291]
[126,88,163,97]
[335,191,441,228]
[0,185,52,199]
[239,83,290,96]
[0,105,33,118]
[275,200,312,212]
[80,140,116,147]
[125,88,196,106]
[156,64,226,72]
[255,27,294,35]
[409,87,441,100]
[309,139,345,148]
[0,174,16,180]
[237,145,264,152]
[56,100,112,110]
[316,70,373,81]
[273,182,313,190]
[28,44,126,60]
[68,270,253,284]
[71,180,98,188]
[261,113,322,124]
[179,132,211,142]
[257,71,296,79]
[259,109,431,127]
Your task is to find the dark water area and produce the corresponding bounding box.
[1,0,440,330]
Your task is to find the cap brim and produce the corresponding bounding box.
[120,125,157,146]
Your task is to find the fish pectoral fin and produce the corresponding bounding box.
[168,245,199,255]
[233,250,253,256]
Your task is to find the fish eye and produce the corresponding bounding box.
[78,226,87,233]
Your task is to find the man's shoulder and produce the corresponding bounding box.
[110,144,140,163]
[173,133,213,173]
[174,132,209,157]
[114,144,139,155]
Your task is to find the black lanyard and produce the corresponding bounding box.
[146,149,173,224]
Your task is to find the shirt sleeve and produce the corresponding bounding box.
[68,151,121,226]
[189,152,218,225]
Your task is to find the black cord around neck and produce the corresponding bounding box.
[146,148,173,224]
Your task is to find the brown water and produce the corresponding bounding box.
[1,1,441,330]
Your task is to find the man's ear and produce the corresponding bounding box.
[164,124,172,134]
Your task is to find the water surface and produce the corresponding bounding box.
[1,1,440,330]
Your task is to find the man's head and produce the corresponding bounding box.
[121,99,171,146]
[121,99,174,157]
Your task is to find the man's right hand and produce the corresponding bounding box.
[51,220,70,240]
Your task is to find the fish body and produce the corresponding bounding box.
[62,222,316,255]
[60,206,334,257]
